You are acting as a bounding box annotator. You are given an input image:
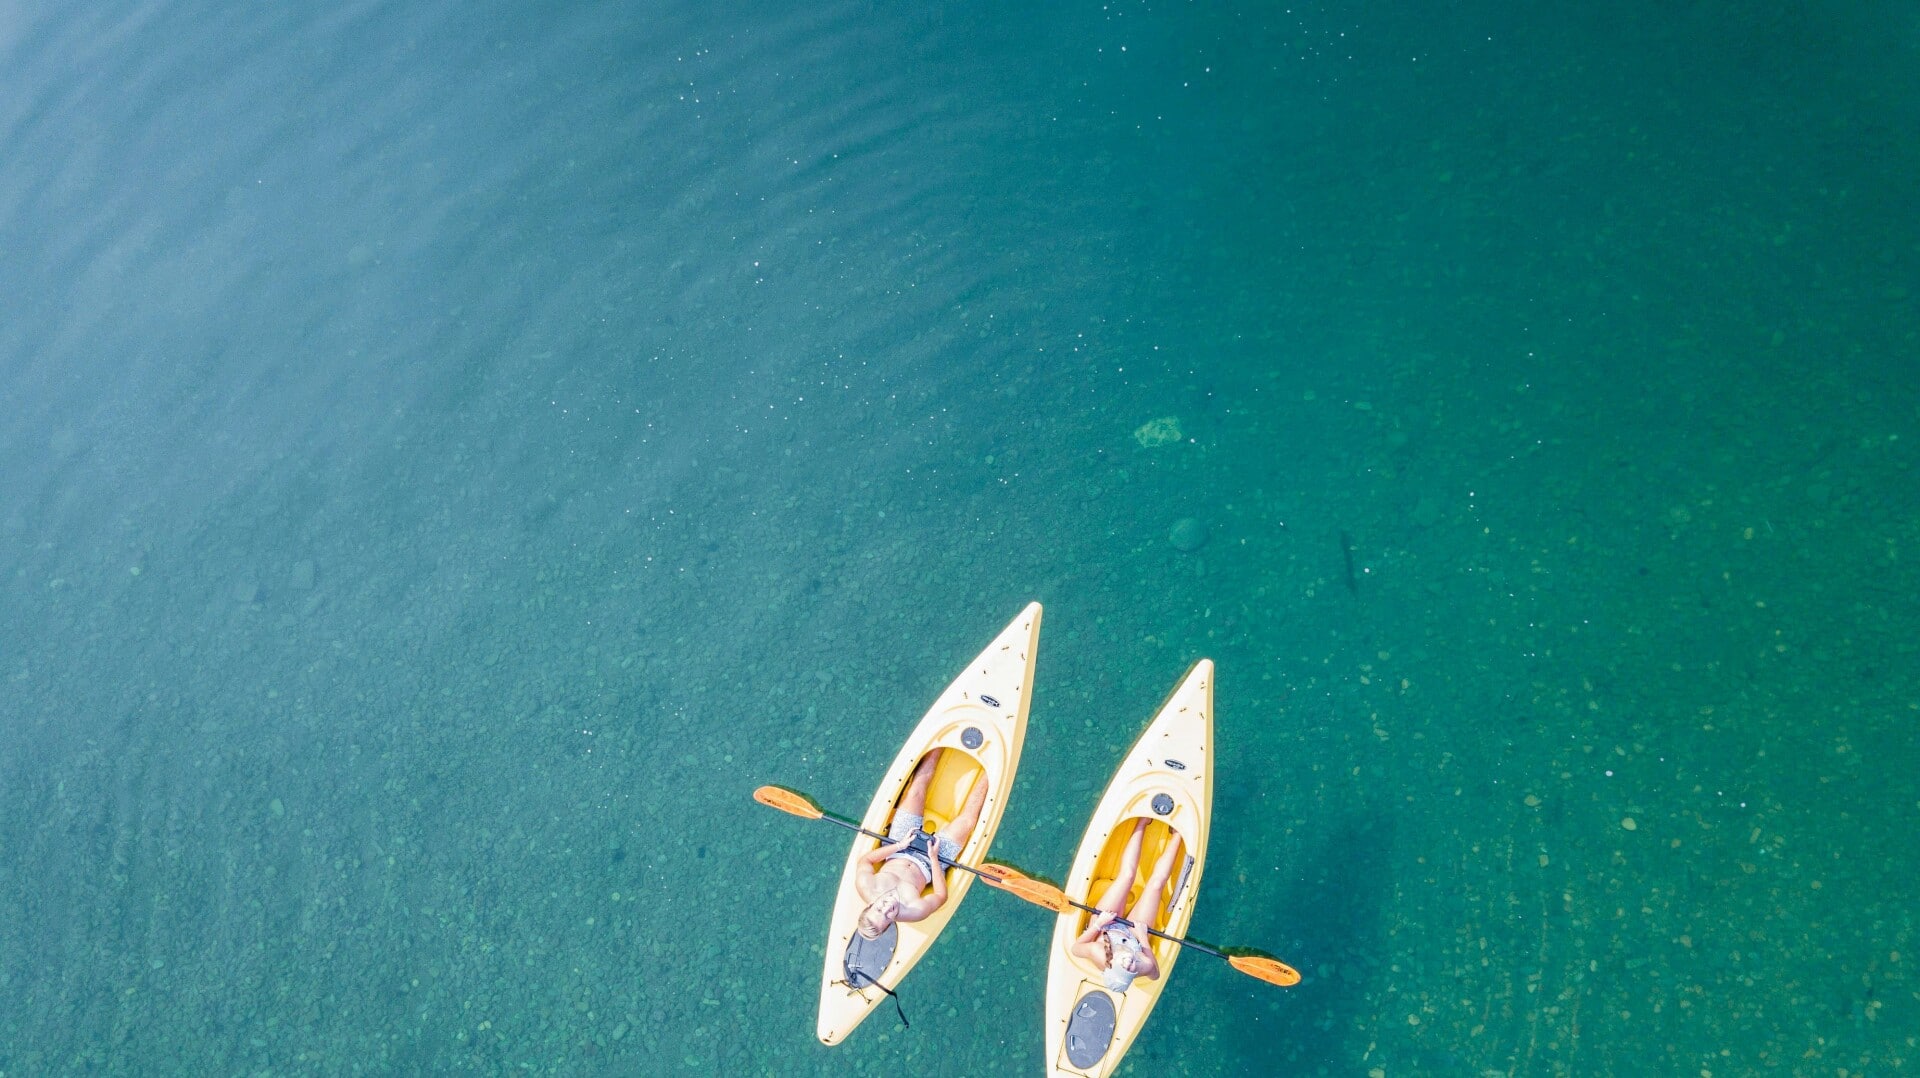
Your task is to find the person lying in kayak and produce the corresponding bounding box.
[855,748,989,939]
[1071,817,1185,993]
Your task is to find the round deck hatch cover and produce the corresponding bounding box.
[1151,793,1174,816]
[961,727,984,749]
[844,923,898,989]
[1063,989,1118,1069]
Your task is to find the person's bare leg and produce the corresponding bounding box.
[898,748,943,817]
[940,764,992,847]
[1126,832,1185,929]
[1093,817,1151,914]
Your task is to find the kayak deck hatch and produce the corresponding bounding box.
[1063,988,1118,1070]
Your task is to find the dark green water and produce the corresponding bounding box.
[3,1,1916,1073]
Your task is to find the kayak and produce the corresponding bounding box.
[817,602,1043,1045]
[1042,659,1213,1077]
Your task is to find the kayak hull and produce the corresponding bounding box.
[1043,659,1213,1077]
[816,602,1043,1045]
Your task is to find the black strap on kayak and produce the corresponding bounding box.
[831,964,909,1030]
[837,920,909,1030]
[844,969,909,1030]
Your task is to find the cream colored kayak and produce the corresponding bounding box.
[1042,659,1213,1077]
[817,602,1042,1045]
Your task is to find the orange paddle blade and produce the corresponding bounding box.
[752,785,824,820]
[975,862,1022,883]
[981,870,1073,914]
[1228,954,1302,987]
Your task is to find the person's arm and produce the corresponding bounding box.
[854,837,914,902]
[1069,911,1116,960]
[861,835,915,867]
[1078,910,1116,944]
[893,837,953,921]
[896,838,948,920]
[925,837,949,905]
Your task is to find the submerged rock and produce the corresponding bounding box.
[1133,416,1183,448]
[1169,517,1209,552]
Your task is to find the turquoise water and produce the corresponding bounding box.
[3,0,1916,1073]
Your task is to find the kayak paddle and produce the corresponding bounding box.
[753,784,1302,988]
